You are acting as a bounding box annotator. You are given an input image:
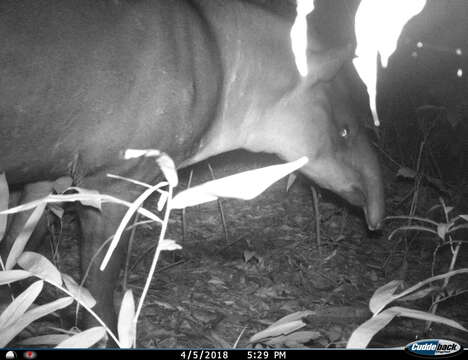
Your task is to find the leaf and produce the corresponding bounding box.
[0,270,32,285]
[157,191,169,212]
[172,157,308,209]
[398,286,437,302]
[347,307,400,348]
[62,274,96,308]
[243,250,257,263]
[369,280,403,314]
[123,149,161,159]
[397,167,417,179]
[249,311,315,345]
[437,223,449,240]
[0,172,9,242]
[48,204,64,219]
[52,177,73,194]
[270,310,315,327]
[250,320,307,344]
[0,297,73,347]
[123,149,178,187]
[391,306,467,332]
[19,334,71,346]
[265,330,321,347]
[100,181,169,271]
[107,173,154,189]
[0,193,161,223]
[158,239,182,251]
[64,187,102,210]
[156,153,178,188]
[0,280,44,328]
[118,290,136,348]
[283,330,321,346]
[56,327,106,348]
[347,306,468,349]
[388,225,437,241]
[385,215,438,226]
[5,201,47,270]
[286,174,297,192]
[17,252,62,286]
[386,269,468,305]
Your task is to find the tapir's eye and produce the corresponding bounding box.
[340,126,350,138]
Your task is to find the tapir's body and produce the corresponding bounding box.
[0,0,384,336]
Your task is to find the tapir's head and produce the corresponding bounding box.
[254,44,385,230]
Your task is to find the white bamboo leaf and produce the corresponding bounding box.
[172,157,308,209]
[56,327,106,348]
[64,187,102,210]
[100,182,168,271]
[369,280,403,314]
[0,297,73,347]
[0,193,161,223]
[5,202,47,270]
[156,153,178,188]
[118,290,136,348]
[0,280,44,328]
[19,334,70,346]
[347,308,397,348]
[159,239,182,251]
[0,172,8,242]
[0,270,32,285]
[62,274,96,308]
[347,306,467,349]
[17,252,62,286]
[249,320,307,344]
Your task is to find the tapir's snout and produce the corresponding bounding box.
[307,163,384,231]
[363,184,385,231]
[337,172,384,231]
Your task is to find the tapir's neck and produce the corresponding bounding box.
[181,0,299,168]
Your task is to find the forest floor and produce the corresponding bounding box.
[14,151,468,348]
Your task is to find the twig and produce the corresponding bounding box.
[310,186,321,256]
[208,163,229,243]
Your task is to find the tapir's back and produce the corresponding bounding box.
[0,0,220,185]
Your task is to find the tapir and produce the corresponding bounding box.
[0,0,384,334]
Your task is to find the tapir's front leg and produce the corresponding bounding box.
[75,160,161,343]
[77,203,129,333]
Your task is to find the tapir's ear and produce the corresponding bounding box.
[305,43,354,85]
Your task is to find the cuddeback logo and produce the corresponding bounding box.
[405,339,463,358]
